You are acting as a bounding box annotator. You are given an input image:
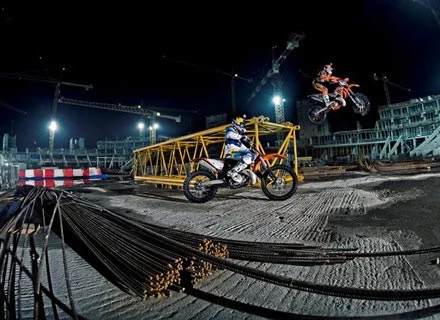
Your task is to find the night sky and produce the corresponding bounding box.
[1,1,439,149]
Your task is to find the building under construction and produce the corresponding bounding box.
[296,94,440,163]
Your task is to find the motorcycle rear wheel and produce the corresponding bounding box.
[307,105,327,125]
[261,164,298,201]
[183,170,218,203]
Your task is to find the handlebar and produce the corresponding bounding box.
[241,136,259,152]
[329,76,350,86]
[338,79,348,86]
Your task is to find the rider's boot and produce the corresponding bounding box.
[227,161,247,183]
[323,94,337,110]
[323,94,332,107]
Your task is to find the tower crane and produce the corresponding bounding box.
[57,97,183,145]
[0,71,93,157]
[162,55,253,114]
[247,33,304,145]
[247,33,305,125]
[373,73,411,106]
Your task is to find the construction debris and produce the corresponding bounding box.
[359,158,440,175]
[298,158,440,180]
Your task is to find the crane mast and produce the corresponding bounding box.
[49,69,64,160]
[247,33,304,145]
[247,33,304,124]
[373,73,411,106]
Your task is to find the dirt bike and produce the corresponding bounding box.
[183,138,298,203]
[307,77,370,125]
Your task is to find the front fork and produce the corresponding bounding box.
[348,90,360,106]
[315,107,329,115]
[261,161,277,181]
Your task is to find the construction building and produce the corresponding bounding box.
[1,134,146,172]
[2,133,17,153]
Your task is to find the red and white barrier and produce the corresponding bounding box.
[18,179,95,188]
[18,167,102,179]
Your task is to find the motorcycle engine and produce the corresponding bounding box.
[229,173,248,188]
[229,169,257,189]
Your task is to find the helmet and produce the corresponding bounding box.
[232,115,246,134]
[324,63,333,74]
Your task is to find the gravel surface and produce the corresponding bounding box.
[11,172,440,319]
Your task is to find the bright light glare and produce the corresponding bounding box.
[49,120,57,132]
[153,123,159,129]
[272,95,282,105]
[138,122,145,130]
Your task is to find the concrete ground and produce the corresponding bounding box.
[13,172,440,319]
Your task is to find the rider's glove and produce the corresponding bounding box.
[240,135,251,145]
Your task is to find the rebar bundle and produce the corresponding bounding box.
[0,186,355,306]
[3,185,440,319]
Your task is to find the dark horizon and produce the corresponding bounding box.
[1,1,439,149]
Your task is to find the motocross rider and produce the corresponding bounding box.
[312,63,346,110]
[225,115,254,184]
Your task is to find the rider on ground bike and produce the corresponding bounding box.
[312,63,346,111]
[224,114,254,184]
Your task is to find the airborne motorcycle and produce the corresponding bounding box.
[307,77,370,125]
[183,139,298,203]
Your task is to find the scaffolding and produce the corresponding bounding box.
[133,116,302,188]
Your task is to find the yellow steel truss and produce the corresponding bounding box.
[133,116,303,187]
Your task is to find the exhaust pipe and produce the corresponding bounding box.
[200,179,225,186]
[242,169,258,186]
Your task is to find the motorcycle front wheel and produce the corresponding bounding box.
[183,170,218,203]
[352,93,370,116]
[261,164,298,201]
[307,106,327,125]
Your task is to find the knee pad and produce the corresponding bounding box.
[242,154,253,165]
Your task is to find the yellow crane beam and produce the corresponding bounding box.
[133,116,303,188]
